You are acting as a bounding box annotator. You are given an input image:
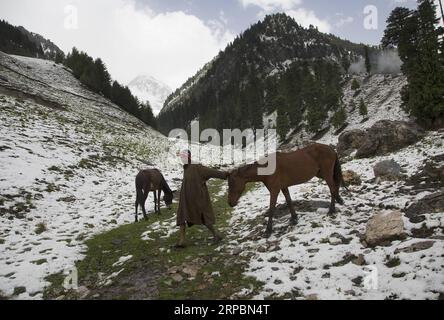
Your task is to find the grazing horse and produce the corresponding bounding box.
[135,169,174,222]
[228,143,347,237]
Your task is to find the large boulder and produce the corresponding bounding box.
[337,120,425,159]
[373,159,402,181]
[357,121,425,158]
[337,129,366,157]
[365,210,405,247]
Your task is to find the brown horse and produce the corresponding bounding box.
[135,169,174,222]
[228,143,347,237]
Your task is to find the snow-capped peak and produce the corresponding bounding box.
[128,75,172,115]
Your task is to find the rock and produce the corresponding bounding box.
[183,265,199,278]
[232,248,243,256]
[395,241,435,254]
[373,160,402,181]
[365,211,405,247]
[345,290,356,296]
[357,121,425,158]
[352,276,363,286]
[405,192,444,224]
[77,286,90,299]
[329,237,343,245]
[168,266,180,274]
[305,294,318,300]
[408,155,444,189]
[257,246,267,253]
[171,274,183,282]
[352,254,366,266]
[57,196,77,203]
[337,129,366,157]
[343,170,362,186]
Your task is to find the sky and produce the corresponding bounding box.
[0,0,435,91]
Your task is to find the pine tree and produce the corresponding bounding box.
[351,78,360,90]
[407,0,444,124]
[55,51,65,64]
[359,98,368,116]
[383,1,444,126]
[275,95,290,141]
[332,106,347,129]
[364,46,371,74]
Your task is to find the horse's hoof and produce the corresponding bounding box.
[173,244,186,250]
[264,230,272,238]
[290,218,299,226]
[212,238,223,245]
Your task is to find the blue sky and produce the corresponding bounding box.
[133,0,419,44]
[0,0,427,91]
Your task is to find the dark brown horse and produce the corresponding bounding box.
[135,169,174,222]
[228,143,347,237]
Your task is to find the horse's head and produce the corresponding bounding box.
[163,192,173,210]
[228,169,247,207]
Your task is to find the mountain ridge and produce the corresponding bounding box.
[157,13,378,136]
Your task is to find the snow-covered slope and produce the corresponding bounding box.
[0,53,221,299]
[128,75,171,116]
[284,73,410,148]
[226,130,444,300]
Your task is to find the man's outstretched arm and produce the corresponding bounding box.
[199,165,228,181]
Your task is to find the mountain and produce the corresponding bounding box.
[128,75,172,115]
[17,26,64,61]
[0,20,64,61]
[157,13,374,136]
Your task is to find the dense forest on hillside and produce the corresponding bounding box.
[157,13,374,138]
[0,20,44,58]
[158,3,444,138]
[63,48,157,128]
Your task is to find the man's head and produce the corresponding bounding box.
[179,150,191,165]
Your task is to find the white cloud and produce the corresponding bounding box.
[335,16,354,28]
[286,8,332,33]
[0,0,235,90]
[239,0,302,12]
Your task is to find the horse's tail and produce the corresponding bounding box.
[334,155,350,194]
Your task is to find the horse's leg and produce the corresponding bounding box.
[325,176,338,216]
[142,190,149,220]
[157,190,162,215]
[282,188,298,225]
[134,199,139,223]
[265,190,279,237]
[153,191,158,214]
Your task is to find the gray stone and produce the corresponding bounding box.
[365,211,405,247]
[373,160,402,180]
[395,241,435,254]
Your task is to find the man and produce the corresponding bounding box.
[175,150,228,248]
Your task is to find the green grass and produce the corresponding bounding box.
[35,222,47,235]
[43,180,263,300]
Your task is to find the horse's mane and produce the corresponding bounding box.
[235,162,268,177]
